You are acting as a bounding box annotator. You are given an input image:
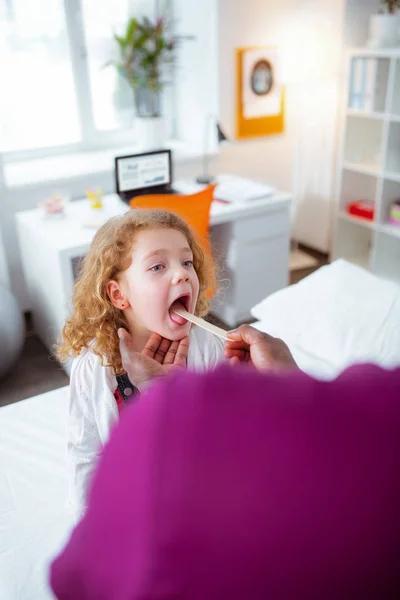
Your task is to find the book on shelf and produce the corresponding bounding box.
[389,200,400,226]
[347,200,375,221]
[348,57,377,112]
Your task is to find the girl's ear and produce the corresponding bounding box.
[106,280,130,310]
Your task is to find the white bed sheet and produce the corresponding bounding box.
[0,387,74,600]
[253,321,342,380]
[251,260,400,372]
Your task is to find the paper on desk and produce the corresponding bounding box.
[173,307,232,341]
[214,175,276,204]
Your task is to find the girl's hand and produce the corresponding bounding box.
[118,328,190,393]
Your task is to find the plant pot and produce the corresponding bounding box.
[113,75,134,111]
[133,86,162,119]
[112,75,134,125]
[368,14,400,48]
[135,117,166,149]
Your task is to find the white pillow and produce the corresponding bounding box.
[251,260,400,370]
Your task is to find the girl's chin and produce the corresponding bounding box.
[147,316,191,341]
[163,321,191,340]
[168,325,191,339]
[169,331,190,341]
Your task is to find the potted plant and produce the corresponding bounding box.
[368,0,400,48]
[109,4,190,146]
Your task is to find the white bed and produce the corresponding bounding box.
[0,387,73,600]
[1,260,400,599]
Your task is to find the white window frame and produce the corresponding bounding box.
[0,0,218,169]
[1,0,161,163]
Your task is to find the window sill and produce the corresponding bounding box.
[4,140,212,190]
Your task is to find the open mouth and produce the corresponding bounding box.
[169,293,191,326]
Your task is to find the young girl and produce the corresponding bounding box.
[57,209,225,517]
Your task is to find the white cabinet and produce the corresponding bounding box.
[16,187,291,367]
[210,206,290,326]
[333,48,400,285]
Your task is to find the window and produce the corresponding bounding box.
[0,0,218,161]
[80,0,133,132]
[0,0,80,152]
[0,0,157,157]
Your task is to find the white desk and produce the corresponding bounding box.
[16,181,291,363]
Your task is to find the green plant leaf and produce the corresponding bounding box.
[109,5,194,93]
[381,0,400,13]
[114,33,127,49]
[126,17,138,45]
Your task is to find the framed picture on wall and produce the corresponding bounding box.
[236,46,285,139]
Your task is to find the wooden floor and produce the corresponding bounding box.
[290,244,329,284]
[0,245,328,408]
[0,332,69,408]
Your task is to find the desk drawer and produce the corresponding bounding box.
[234,208,290,243]
[234,236,289,315]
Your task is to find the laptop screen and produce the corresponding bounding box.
[116,150,171,193]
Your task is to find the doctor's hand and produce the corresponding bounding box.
[118,329,190,393]
[225,324,298,373]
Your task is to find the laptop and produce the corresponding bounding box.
[115,149,178,204]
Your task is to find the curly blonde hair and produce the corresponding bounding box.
[57,209,215,375]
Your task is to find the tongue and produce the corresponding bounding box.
[170,300,188,325]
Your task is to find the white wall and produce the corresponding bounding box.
[217,0,346,252]
[344,0,380,47]
[0,220,10,287]
[174,0,219,146]
[0,161,10,286]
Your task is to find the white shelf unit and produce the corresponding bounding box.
[332,48,400,285]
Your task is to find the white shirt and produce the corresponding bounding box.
[67,326,225,517]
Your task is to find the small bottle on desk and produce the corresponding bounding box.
[86,188,103,210]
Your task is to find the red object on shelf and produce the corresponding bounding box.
[347,200,375,221]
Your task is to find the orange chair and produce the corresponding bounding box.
[129,185,217,296]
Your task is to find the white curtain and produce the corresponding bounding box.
[282,0,345,251]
